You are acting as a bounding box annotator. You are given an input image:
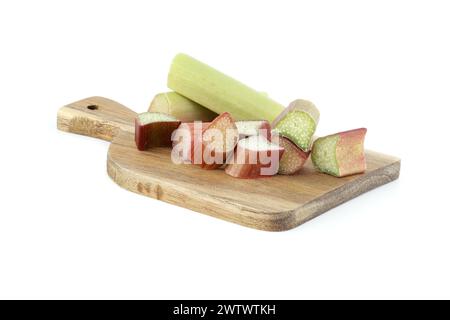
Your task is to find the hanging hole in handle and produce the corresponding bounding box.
[87,105,98,110]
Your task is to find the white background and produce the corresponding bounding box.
[0,0,449,299]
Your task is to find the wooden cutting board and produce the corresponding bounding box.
[57,96,400,231]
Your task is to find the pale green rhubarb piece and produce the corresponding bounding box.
[272,99,319,152]
[311,128,367,177]
[149,91,217,122]
[167,53,284,122]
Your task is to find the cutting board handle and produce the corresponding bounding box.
[57,96,137,141]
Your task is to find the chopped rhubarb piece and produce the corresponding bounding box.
[135,112,180,151]
[197,113,239,170]
[225,135,284,179]
[272,99,319,151]
[311,128,367,177]
[171,122,209,163]
[273,134,310,175]
[172,120,272,167]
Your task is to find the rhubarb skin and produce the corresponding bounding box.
[272,99,319,152]
[235,120,271,140]
[311,128,367,177]
[275,135,310,175]
[193,113,239,170]
[225,136,284,179]
[135,112,181,151]
[149,92,217,122]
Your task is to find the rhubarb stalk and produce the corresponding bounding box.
[167,53,284,122]
[149,92,217,122]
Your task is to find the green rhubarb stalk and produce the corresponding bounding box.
[167,53,284,122]
[149,91,217,122]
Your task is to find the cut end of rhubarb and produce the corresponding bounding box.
[272,99,319,152]
[311,128,367,177]
[135,112,181,151]
[235,120,271,140]
[137,112,178,125]
[273,135,310,175]
[225,135,284,179]
[238,135,282,152]
[149,93,171,115]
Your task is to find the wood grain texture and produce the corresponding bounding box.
[58,96,401,231]
[57,96,136,141]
